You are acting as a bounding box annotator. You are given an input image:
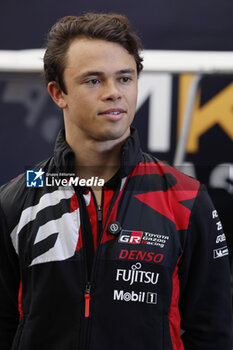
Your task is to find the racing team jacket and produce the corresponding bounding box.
[0,127,232,350]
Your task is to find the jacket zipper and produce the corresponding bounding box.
[96,205,103,242]
[83,190,103,320]
[97,205,102,222]
[73,186,94,350]
[80,184,122,349]
[84,282,91,318]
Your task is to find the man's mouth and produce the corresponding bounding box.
[98,108,126,116]
[108,111,121,115]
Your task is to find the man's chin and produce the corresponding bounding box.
[96,127,130,142]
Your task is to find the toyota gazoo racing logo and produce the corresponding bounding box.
[118,230,169,248]
[116,262,159,286]
[119,230,143,244]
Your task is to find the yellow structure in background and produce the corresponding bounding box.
[178,74,233,153]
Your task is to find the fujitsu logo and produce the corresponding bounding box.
[116,262,159,286]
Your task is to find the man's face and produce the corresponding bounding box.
[57,38,138,142]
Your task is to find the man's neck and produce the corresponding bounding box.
[65,128,130,183]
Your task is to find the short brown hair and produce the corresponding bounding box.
[43,13,143,93]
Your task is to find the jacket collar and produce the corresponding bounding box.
[54,127,142,187]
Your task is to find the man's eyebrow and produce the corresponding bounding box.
[79,69,136,79]
[116,69,136,75]
[79,71,104,79]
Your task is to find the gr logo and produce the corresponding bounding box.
[118,230,143,244]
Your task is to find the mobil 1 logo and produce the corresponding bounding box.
[113,290,157,305]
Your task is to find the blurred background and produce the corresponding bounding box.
[0,0,232,265]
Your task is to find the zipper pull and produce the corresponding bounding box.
[97,205,102,222]
[84,282,91,318]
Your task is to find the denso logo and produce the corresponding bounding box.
[119,249,164,263]
[119,230,143,244]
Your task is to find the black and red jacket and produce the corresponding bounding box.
[0,128,232,350]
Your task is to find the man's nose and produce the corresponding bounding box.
[101,80,122,101]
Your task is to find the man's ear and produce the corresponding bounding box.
[47,81,67,109]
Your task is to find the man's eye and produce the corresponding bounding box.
[120,76,132,83]
[87,79,100,86]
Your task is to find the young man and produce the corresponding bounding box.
[0,13,232,350]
